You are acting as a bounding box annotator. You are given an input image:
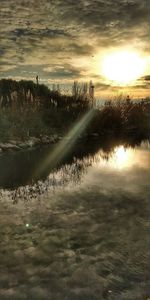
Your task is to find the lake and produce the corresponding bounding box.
[0,139,150,300]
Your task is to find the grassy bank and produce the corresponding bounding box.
[0,101,149,144]
[0,79,150,143]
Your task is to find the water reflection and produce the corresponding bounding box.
[0,140,150,300]
[1,137,148,190]
[0,140,149,202]
[114,146,130,168]
[97,145,134,169]
[97,143,150,171]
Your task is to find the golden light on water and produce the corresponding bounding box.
[102,51,145,85]
[98,146,134,169]
[114,146,131,169]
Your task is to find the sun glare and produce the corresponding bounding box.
[98,145,135,170]
[115,146,128,168]
[111,145,135,169]
[102,51,145,85]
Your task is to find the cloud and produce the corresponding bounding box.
[0,0,150,94]
[44,64,81,79]
[142,75,150,81]
[95,82,112,91]
[1,1,150,45]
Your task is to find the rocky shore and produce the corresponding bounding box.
[0,135,60,153]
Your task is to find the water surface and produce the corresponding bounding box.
[0,140,150,300]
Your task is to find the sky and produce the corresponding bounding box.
[0,0,150,99]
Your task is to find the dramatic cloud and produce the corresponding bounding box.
[0,0,150,97]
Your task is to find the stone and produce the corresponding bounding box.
[0,143,20,151]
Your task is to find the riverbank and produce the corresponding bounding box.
[0,135,60,153]
[0,81,150,153]
[0,131,150,156]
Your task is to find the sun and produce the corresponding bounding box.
[102,51,145,85]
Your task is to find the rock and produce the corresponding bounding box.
[10,145,21,151]
[27,139,34,147]
[41,136,51,144]
[57,135,63,141]
[0,143,21,151]
[49,136,55,143]
[9,140,17,145]
[0,134,59,153]
[29,137,41,145]
[53,134,59,141]
[0,143,7,149]
[19,142,30,149]
[22,137,40,148]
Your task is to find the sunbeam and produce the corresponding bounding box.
[34,109,95,178]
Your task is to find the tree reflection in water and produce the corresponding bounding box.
[0,140,150,300]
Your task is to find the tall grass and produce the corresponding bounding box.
[86,99,150,139]
[0,79,150,142]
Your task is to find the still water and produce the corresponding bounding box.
[0,140,150,300]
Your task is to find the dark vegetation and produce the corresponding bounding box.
[0,78,150,142]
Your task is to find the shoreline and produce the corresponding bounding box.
[0,130,150,154]
[0,135,60,154]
